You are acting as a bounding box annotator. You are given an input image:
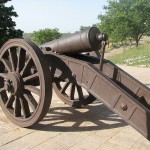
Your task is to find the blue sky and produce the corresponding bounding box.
[6,0,108,33]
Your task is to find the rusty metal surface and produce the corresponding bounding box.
[0,39,52,127]
[41,27,103,54]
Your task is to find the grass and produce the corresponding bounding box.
[108,43,150,67]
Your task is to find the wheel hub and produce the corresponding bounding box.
[6,72,23,96]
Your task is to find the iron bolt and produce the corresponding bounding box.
[121,103,128,111]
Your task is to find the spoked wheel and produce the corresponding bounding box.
[53,78,96,108]
[0,39,52,127]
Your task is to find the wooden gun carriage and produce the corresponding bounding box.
[0,27,150,140]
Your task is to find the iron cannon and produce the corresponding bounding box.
[40,27,106,54]
[0,27,150,140]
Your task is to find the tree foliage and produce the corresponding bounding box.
[80,26,91,31]
[0,0,23,47]
[80,24,98,31]
[23,33,32,41]
[31,28,62,45]
[98,0,150,46]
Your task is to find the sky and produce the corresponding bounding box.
[6,0,108,33]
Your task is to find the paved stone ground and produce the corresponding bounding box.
[0,65,150,150]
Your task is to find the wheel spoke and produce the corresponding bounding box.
[0,73,8,79]
[0,91,8,103]
[69,83,75,100]
[17,47,26,73]
[8,48,17,72]
[23,72,39,83]
[20,57,33,76]
[60,82,70,94]
[54,79,61,90]
[14,97,21,117]
[23,92,38,111]
[76,85,84,101]
[54,78,95,107]
[5,94,15,108]
[24,85,40,96]
[1,58,11,72]
[19,97,31,118]
[0,87,5,93]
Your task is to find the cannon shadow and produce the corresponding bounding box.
[33,101,127,132]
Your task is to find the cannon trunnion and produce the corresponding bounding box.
[0,27,150,141]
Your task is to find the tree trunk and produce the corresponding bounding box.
[135,39,139,47]
[135,33,143,47]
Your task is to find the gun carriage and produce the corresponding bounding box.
[0,27,150,140]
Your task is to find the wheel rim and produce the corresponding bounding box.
[53,78,96,108]
[0,39,52,127]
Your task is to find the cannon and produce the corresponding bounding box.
[40,27,105,53]
[0,27,150,140]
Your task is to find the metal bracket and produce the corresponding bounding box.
[99,40,107,71]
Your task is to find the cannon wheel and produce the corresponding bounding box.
[0,39,52,127]
[53,77,96,108]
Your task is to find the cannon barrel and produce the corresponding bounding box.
[40,27,106,54]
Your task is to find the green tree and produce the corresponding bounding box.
[23,33,32,40]
[80,24,98,31]
[0,0,23,47]
[80,26,91,31]
[31,28,62,45]
[61,32,71,38]
[98,0,150,46]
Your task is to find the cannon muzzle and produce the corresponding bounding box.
[40,27,107,54]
